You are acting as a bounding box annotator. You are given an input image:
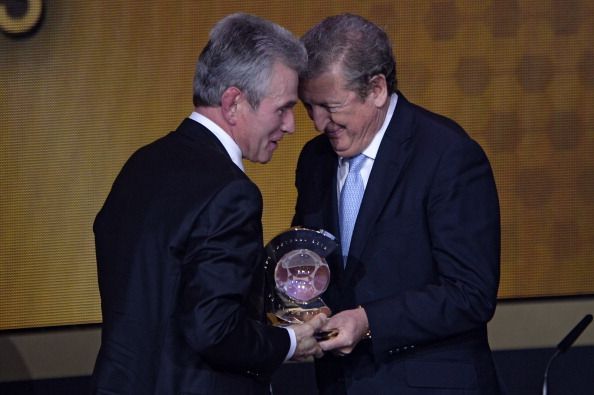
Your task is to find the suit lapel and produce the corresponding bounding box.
[320,154,345,281]
[343,95,415,281]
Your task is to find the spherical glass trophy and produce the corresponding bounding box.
[264,227,337,325]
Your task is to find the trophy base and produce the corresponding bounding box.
[270,305,332,325]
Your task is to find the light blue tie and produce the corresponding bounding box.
[339,154,366,261]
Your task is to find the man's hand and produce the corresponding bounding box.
[289,313,327,361]
[319,307,369,356]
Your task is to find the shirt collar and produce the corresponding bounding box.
[188,111,244,172]
[362,93,398,160]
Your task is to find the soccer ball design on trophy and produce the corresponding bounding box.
[264,227,337,325]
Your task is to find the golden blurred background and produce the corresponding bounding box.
[1,0,593,330]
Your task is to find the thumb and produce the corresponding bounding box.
[306,313,328,331]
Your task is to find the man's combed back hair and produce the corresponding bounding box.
[300,13,397,98]
[193,13,307,109]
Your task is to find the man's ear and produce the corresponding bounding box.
[369,74,388,108]
[221,87,242,124]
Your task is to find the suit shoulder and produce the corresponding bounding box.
[392,96,491,164]
[103,128,249,215]
[127,127,243,182]
[406,100,468,141]
[296,136,334,180]
[298,134,335,169]
[301,134,334,156]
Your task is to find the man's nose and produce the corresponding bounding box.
[282,109,295,134]
[311,106,330,131]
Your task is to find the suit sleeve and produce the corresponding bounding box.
[365,137,501,355]
[179,179,290,376]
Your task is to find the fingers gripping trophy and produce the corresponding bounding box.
[264,227,336,333]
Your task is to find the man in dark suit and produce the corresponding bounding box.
[91,13,326,395]
[293,14,502,394]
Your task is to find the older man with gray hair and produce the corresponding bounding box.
[91,13,326,395]
[294,13,502,394]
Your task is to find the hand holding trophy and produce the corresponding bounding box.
[264,227,337,339]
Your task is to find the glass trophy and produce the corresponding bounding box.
[264,227,337,326]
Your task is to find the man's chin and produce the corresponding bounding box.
[329,140,347,156]
[260,152,274,164]
[246,152,273,164]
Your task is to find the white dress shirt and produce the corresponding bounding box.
[189,112,244,171]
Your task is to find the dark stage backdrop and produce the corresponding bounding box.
[1,1,593,330]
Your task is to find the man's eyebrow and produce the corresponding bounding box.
[281,100,298,108]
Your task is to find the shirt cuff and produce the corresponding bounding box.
[283,326,297,361]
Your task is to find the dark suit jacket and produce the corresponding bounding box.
[91,118,290,395]
[293,94,501,394]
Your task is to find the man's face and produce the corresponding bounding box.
[299,65,387,158]
[234,62,299,164]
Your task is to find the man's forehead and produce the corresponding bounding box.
[300,78,349,104]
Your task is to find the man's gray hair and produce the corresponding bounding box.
[193,13,306,109]
[300,13,396,98]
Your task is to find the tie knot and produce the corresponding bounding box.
[347,154,366,173]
